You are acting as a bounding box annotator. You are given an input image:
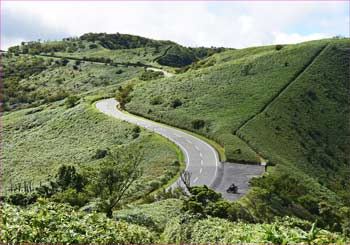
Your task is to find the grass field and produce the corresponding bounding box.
[2,99,180,199]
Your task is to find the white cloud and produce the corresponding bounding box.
[1,1,348,49]
[272,32,328,45]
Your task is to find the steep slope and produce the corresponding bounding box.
[238,39,350,207]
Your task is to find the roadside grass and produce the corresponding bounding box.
[126,39,329,163]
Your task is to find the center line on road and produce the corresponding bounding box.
[186,139,192,144]
[174,133,181,137]
[200,168,203,174]
[195,146,200,151]
[199,152,203,158]
[201,159,204,165]
[193,177,199,183]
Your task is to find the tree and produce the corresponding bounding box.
[93,148,143,218]
[116,84,133,109]
[180,170,192,191]
[55,165,87,192]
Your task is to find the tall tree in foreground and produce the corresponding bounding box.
[93,147,143,218]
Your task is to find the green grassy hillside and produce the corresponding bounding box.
[2,34,349,241]
[126,39,329,163]
[125,38,350,227]
[2,99,179,199]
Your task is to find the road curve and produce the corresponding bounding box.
[96,98,222,190]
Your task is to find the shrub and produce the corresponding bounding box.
[275,44,284,51]
[140,70,164,81]
[171,98,182,108]
[191,119,205,129]
[150,96,163,105]
[6,192,38,206]
[93,149,109,159]
[65,95,80,108]
[1,201,155,244]
[89,43,98,49]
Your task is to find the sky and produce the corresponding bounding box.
[1,1,349,50]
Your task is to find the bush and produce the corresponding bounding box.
[65,95,79,108]
[191,119,205,129]
[50,188,89,207]
[6,192,38,206]
[89,43,98,49]
[1,201,155,244]
[170,98,182,108]
[93,149,109,159]
[140,70,164,81]
[150,96,163,105]
[132,126,141,139]
[275,44,284,51]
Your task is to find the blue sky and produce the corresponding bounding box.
[1,1,349,50]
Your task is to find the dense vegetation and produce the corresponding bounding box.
[2,196,348,244]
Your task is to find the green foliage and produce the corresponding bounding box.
[93,148,109,159]
[161,216,348,244]
[55,165,87,192]
[191,119,205,129]
[1,200,155,244]
[156,45,197,67]
[91,147,143,217]
[5,192,39,206]
[275,44,284,50]
[170,98,182,108]
[80,32,167,50]
[65,95,80,108]
[150,96,163,105]
[139,69,164,81]
[116,84,133,109]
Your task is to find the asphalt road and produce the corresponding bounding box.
[96,98,264,200]
[96,98,221,187]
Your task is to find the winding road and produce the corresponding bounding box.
[96,98,221,188]
[96,98,264,200]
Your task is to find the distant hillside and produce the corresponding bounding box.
[7,32,225,67]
